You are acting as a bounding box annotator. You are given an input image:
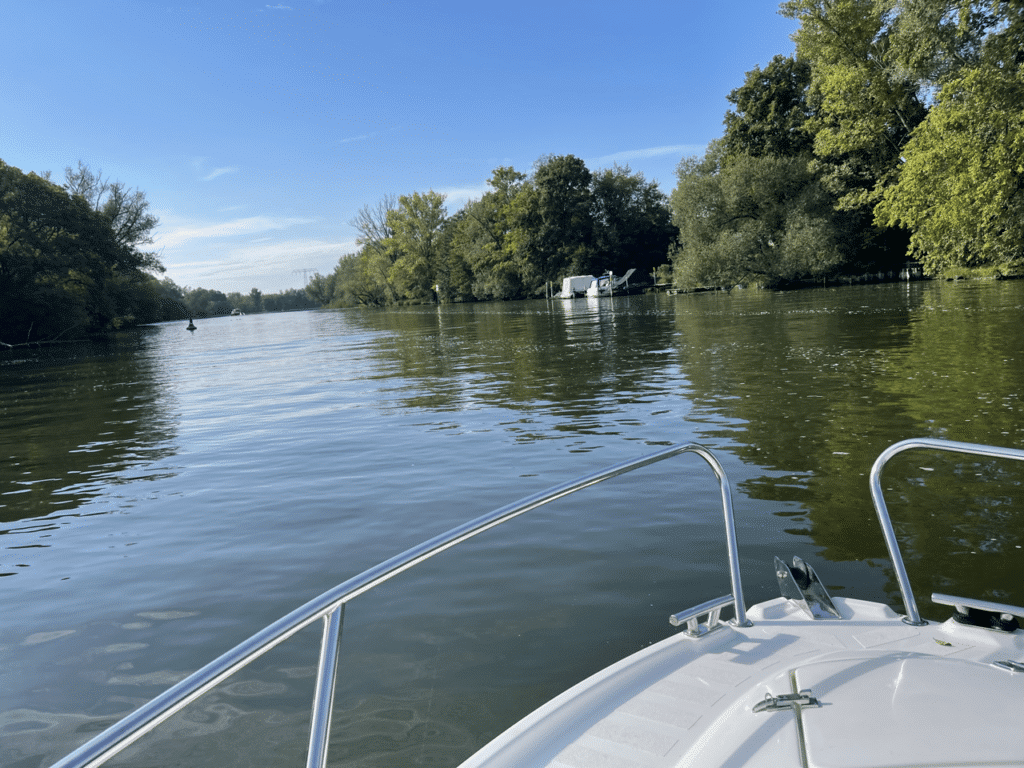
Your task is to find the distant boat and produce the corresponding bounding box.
[584,269,636,298]
[558,274,597,298]
[230,309,243,316]
[558,270,637,298]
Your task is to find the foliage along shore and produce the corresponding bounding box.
[0,159,321,348]
[4,1,1021,341]
[309,0,1022,306]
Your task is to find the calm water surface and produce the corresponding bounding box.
[2,281,1023,766]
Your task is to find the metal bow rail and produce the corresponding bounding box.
[869,438,1024,625]
[51,443,746,768]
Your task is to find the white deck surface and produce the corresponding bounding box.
[460,597,1024,768]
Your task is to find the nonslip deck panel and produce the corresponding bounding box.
[460,597,1024,768]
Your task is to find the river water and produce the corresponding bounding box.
[2,280,1023,767]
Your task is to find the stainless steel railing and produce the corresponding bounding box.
[51,442,746,768]
[869,437,1024,626]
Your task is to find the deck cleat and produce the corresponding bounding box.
[774,555,842,619]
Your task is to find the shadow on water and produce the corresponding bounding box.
[668,281,1024,618]
[0,329,179,531]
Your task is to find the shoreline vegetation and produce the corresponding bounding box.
[4,1,1020,346]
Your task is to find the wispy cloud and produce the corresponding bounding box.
[337,133,372,144]
[203,166,240,181]
[438,183,491,210]
[226,237,357,265]
[188,157,240,181]
[155,215,317,250]
[162,237,358,293]
[589,144,707,168]
[266,4,292,9]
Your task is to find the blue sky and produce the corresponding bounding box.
[3,1,797,294]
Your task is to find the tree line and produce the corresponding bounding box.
[313,0,1021,303]
[154,280,319,318]
[1,160,166,345]
[1,159,317,346]
[670,0,1023,289]
[7,0,1019,330]
[305,156,678,307]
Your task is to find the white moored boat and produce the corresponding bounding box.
[585,269,636,298]
[558,269,636,298]
[52,438,1024,768]
[559,275,598,298]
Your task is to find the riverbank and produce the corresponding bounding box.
[665,262,1024,294]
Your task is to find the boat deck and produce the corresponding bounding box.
[460,596,1024,768]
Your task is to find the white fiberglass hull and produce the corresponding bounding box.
[460,596,1024,768]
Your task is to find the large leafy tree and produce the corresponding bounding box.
[722,55,816,159]
[670,142,858,289]
[783,0,1024,273]
[304,270,338,306]
[455,166,528,300]
[386,190,451,301]
[780,0,928,211]
[883,0,998,84]
[63,161,161,272]
[511,154,595,289]
[590,164,676,277]
[876,1,1024,272]
[1,160,163,345]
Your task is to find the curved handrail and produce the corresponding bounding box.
[869,437,1024,626]
[51,442,745,768]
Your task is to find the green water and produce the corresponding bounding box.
[1,280,1022,767]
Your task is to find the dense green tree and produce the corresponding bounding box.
[386,190,449,301]
[1,160,164,344]
[883,0,1000,85]
[434,211,475,303]
[877,66,1024,273]
[305,270,338,306]
[876,1,1024,272]
[670,143,858,289]
[780,0,928,211]
[225,291,246,312]
[331,254,371,306]
[781,0,1023,273]
[455,166,528,300]
[722,55,815,159]
[324,247,397,308]
[511,154,595,289]
[590,164,676,277]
